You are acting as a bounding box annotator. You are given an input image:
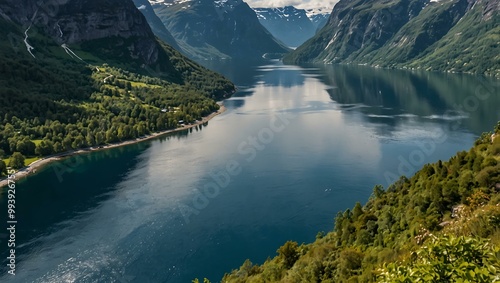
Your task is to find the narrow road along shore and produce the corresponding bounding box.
[0,105,226,188]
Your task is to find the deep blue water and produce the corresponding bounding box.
[1,61,499,282]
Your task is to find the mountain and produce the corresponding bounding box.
[216,122,500,282]
[253,6,332,47]
[132,0,180,50]
[0,0,234,93]
[284,0,500,76]
[150,0,290,60]
[0,0,234,162]
[254,6,316,47]
[0,0,169,68]
[305,7,330,31]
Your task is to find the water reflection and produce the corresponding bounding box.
[200,59,265,88]
[299,64,500,135]
[256,63,306,87]
[203,60,310,89]
[2,60,499,283]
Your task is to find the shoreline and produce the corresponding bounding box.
[0,104,226,188]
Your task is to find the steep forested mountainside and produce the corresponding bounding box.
[284,0,499,76]
[0,0,234,170]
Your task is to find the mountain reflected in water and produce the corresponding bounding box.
[304,64,500,135]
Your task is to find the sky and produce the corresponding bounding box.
[244,0,338,10]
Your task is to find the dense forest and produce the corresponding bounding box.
[0,18,234,174]
[197,123,500,282]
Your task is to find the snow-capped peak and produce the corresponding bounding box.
[149,0,192,6]
[214,0,242,9]
[149,0,242,9]
[305,7,331,18]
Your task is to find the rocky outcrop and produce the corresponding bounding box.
[132,0,180,50]
[0,0,164,66]
[481,0,500,20]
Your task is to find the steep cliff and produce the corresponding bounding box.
[132,0,180,50]
[0,0,170,69]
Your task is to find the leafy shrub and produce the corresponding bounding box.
[278,241,300,269]
[378,235,500,283]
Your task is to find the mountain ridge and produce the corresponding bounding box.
[151,0,290,60]
[132,0,181,50]
[284,0,500,76]
[0,0,168,69]
[253,6,329,47]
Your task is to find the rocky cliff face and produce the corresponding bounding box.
[481,0,500,20]
[132,0,180,50]
[378,0,471,62]
[287,0,428,63]
[0,0,164,66]
[151,0,290,60]
[284,0,499,76]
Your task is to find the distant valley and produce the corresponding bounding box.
[149,0,290,60]
[254,6,330,47]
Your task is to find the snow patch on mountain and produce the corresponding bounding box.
[149,0,243,13]
[305,7,331,19]
[214,0,243,14]
[149,0,192,6]
[254,6,307,21]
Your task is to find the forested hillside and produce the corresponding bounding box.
[0,12,234,173]
[205,123,500,282]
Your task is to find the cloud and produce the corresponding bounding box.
[245,0,338,10]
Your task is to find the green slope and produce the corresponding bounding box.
[365,0,470,66]
[407,1,500,75]
[0,17,234,172]
[214,123,500,282]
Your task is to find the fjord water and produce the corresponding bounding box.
[1,61,499,282]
